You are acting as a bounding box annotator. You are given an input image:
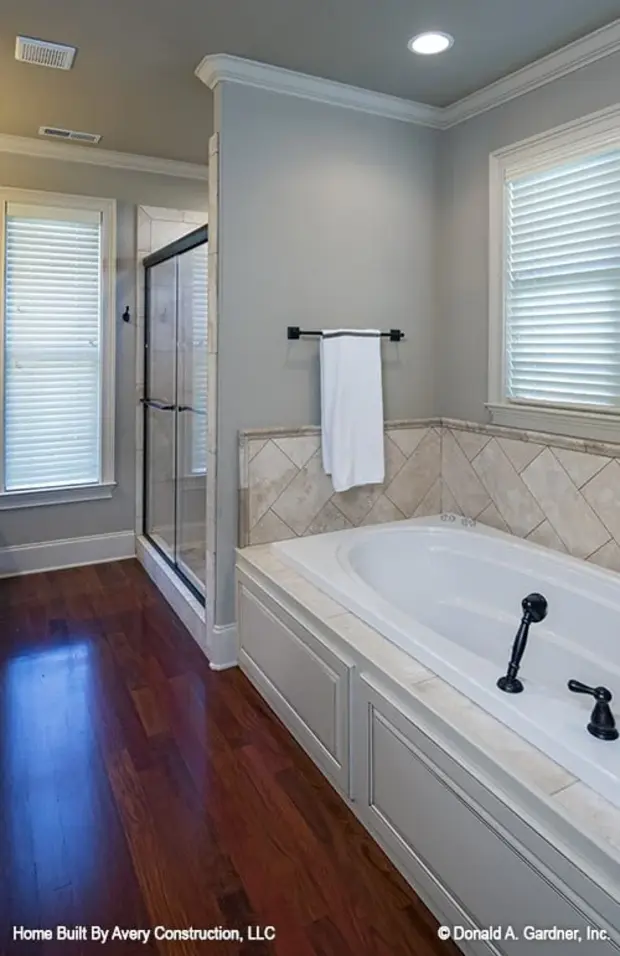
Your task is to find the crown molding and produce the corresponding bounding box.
[195,54,444,128]
[0,133,208,180]
[198,19,620,131]
[442,18,620,127]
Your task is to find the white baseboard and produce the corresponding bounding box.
[0,530,135,578]
[136,535,207,654]
[208,622,238,670]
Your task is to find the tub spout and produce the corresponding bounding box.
[497,593,548,694]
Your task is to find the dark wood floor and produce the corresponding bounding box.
[0,559,461,956]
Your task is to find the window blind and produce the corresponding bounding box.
[4,204,103,491]
[505,148,620,410]
[191,249,208,475]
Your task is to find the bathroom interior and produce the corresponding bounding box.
[2,1,620,953]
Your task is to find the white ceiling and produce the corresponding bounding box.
[1,0,620,163]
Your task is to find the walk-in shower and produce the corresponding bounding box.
[142,226,208,601]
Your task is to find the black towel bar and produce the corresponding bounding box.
[287,326,404,342]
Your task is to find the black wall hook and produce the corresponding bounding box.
[122,306,131,323]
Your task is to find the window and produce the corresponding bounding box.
[489,108,620,440]
[0,190,115,507]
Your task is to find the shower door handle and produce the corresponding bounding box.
[141,398,176,411]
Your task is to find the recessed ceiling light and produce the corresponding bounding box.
[408,32,454,55]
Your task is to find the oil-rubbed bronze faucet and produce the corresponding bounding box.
[568,680,619,741]
[497,593,548,694]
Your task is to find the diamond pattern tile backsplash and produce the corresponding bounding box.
[239,423,441,547]
[239,420,620,575]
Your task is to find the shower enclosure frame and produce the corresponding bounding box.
[142,224,208,605]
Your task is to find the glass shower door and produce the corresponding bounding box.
[143,256,178,562]
[143,225,208,602]
[175,244,208,593]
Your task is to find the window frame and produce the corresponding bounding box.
[0,187,116,509]
[488,104,620,442]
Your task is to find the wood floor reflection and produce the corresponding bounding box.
[0,560,460,956]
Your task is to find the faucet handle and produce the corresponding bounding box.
[568,680,612,702]
[569,679,618,741]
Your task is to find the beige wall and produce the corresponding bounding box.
[0,154,207,549]
[436,50,620,424]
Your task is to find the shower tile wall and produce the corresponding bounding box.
[239,419,620,575]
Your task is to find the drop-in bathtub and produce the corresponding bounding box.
[274,515,620,810]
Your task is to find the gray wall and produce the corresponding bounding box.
[437,51,620,423]
[0,155,207,548]
[215,82,439,623]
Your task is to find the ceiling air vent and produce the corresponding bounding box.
[38,126,101,144]
[15,36,76,70]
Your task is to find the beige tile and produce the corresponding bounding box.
[472,440,544,537]
[452,429,491,461]
[553,448,610,489]
[274,435,320,469]
[386,429,441,517]
[328,434,405,525]
[476,503,510,533]
[497,437,544,474]
[521,449,610,558]
[329,613,433,683]
[238,441,249,492]
[249,510,296,546]
[413,680,576,796]
[151,219,193,250]
[184,210,207,224]
[581,460,620,542]
[142,205,186,222]
[526,520,567,553]
[137,211,152,255]
[249,439,268,461]
[442,431,491,518]
[305,500,353,535]
[241,545,289,578]
[587,539,620,573]
[413,478,442,518]
[277,570,345,620]
[441,482,462,515]
[248,441,298,529]
[387,427,428,458]
[362,494,406,526]
[331,483,381,524]
[272,451,334,535]
[553,783,620,856]
[384,434,407,482]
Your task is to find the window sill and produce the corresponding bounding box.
[0,481,117,511]
[486,403,620,444]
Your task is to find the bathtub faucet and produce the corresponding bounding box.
[497,593,548,694]
[568,680,619,741]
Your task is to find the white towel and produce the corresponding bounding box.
[320,330,385,493]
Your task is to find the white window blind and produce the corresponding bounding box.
[505,147,620,410]
[3,203,103,491]
[190,248,208,475]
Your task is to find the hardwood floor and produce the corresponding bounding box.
[0,560,461,956]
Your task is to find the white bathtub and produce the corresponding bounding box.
[274,515,620,809]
